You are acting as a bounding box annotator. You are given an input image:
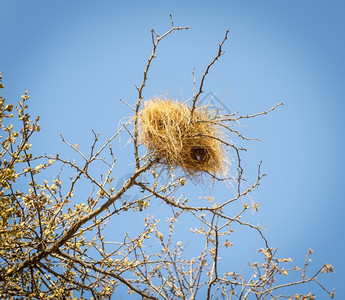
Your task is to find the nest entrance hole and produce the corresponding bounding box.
[190,146,210,163]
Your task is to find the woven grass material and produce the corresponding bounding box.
[139,98,229,176]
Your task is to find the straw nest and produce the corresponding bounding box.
[138,98,229,177]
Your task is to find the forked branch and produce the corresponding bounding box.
[191,28,230,116]
[133,15,188,169]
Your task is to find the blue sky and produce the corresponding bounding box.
[1,0,344,298]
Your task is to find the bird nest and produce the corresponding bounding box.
[138,98,229,177]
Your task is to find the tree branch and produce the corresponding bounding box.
[191,28,229,116]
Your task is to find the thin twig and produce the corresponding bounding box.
[191,28,230,116]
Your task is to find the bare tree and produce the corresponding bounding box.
[0,16,334,300]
